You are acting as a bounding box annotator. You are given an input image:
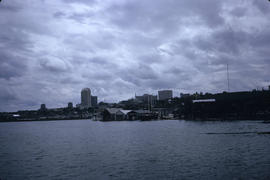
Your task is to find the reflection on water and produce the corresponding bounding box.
[0,120,270,180]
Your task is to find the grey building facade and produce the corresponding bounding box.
[81,88,91,108]
[158,90,173,100]
[135,94,157,105]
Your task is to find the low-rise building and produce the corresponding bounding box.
[103,108,122,121]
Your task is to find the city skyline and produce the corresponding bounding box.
[1,0,270,112]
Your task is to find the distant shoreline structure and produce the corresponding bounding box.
[1,87,270,122]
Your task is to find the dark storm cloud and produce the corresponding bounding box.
[251,29,270,48]
[0,2,21,12]
[0,0,270,111]
[53,11,66,18]
[137,53,164,65]
[105,0,224,33]
[0,19,33,80]
[0,28,33,52]
[119,63,158,87]
[164,67,184,75]
[252,0,270,14]
[230,7,247,17]
[0,51,28,79]
[39,57,70,73]
[62,0,96,5]
[0,87,17,102]
[194,28,249,57]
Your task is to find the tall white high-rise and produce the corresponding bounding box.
[81,88,91,108]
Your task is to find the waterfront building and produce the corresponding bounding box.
[158,90,173,100]
[81,88,91,108]
[103,108,122,121]
[192,99,216,103]
[103,108,156,121]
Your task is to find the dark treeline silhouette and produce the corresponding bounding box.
[0,106,98,122]
[116,89,270,120]
[163,90,270,120]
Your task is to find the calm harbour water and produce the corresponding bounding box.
[0,120,270,180]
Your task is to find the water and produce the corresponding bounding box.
[0,120,270,180]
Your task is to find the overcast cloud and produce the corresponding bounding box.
[0,0,270,111]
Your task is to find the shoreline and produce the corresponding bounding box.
[1,118,269,123]
[0,118,93,123]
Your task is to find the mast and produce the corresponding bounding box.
[148,95,150,111]
[150,95,152,112]
[227,63,230,92]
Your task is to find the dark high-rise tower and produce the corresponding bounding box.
[81,88,91,108]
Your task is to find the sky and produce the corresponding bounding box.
[0,0,270,112]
